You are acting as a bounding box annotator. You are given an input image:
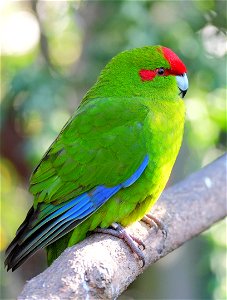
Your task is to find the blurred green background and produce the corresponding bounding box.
[0,0,226,299]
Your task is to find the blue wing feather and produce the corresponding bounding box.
[5,155,149,270]
[122,155,149,187]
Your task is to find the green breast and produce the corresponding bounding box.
[118,98,185,226]
[145,98,185,180]
[48,97,185,259]
[69,98,185,240]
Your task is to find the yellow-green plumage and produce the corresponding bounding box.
[5,46,188,270]
[47,97,185,262]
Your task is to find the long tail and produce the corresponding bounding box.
[4,184,122,271]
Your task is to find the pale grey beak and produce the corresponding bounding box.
[176,73,188,98]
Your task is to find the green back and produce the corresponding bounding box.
[30,97,149,207]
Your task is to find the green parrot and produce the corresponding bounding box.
[5,45,188,271]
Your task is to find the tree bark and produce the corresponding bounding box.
[18,154,227,300]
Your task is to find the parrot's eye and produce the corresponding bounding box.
[157,67,165,75]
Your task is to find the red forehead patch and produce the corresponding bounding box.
[161,47,187,75]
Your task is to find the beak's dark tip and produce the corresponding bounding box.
[179,89,187,98]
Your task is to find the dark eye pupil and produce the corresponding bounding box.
[157,68,165,75]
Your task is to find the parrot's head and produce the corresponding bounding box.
[86,45,188,101]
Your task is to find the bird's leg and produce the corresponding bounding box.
[142,213,168,238]
[94,222,145,267]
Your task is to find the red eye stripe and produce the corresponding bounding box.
[139,69,156,81]
[139,47,186,82]
[139,68,171,81]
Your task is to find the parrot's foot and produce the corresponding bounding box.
[142,214,168,238]
[94,222,146,267]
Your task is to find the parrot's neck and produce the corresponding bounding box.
[83,78,179,103]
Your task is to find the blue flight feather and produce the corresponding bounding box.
[122,155,149,187]
[6,155,149,268]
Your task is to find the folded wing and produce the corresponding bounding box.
[5,97,149,270]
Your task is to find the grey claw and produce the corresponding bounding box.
[162,227,168,239]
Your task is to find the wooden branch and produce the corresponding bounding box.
[18,154,227,300]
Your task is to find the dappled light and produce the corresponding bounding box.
[1,10,40,56]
